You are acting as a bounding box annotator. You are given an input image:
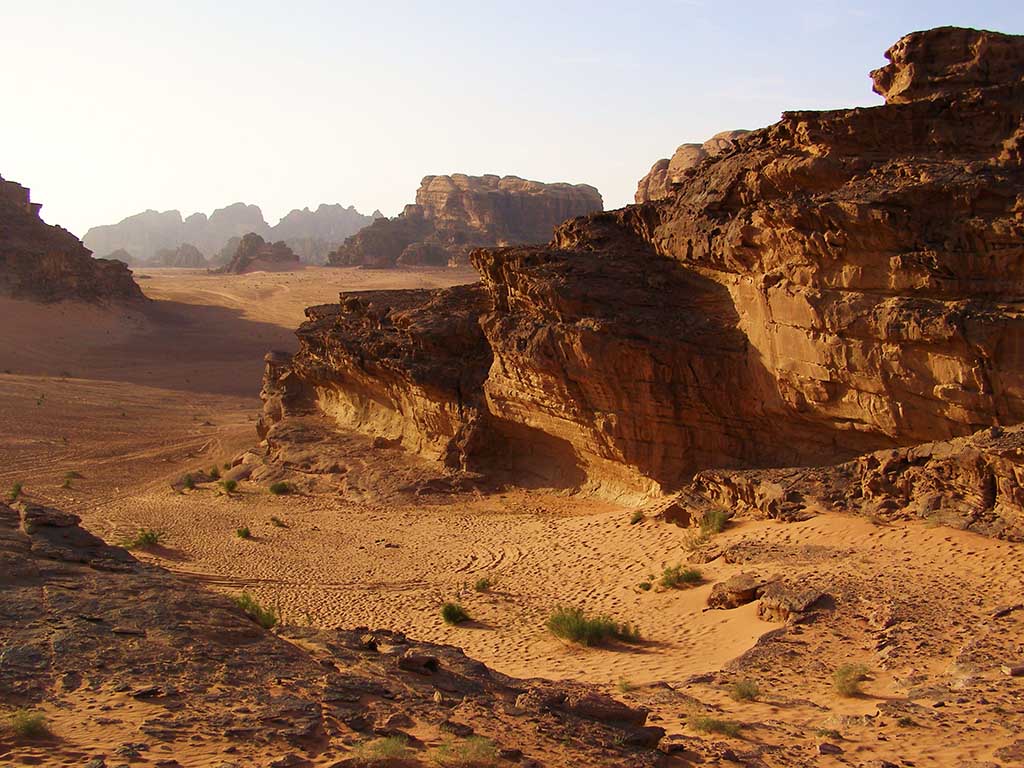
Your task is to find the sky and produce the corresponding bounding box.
[2,0,1023,238]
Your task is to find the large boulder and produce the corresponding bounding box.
[217,233,301,274]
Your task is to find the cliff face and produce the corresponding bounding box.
[217,233,300,274]
[328,174,603,268]
[151,242,208,268]
[635,129,751,203]
[0,175,143,303]
[264,28,1024,509]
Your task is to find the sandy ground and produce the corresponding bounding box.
[2,266,1023,766]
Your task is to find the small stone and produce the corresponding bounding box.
[818,742,843,755]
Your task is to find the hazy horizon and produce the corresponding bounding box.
[3,0,1023,238]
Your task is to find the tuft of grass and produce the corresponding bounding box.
[441,602,470,625]
[182,474,195,490]
[432,736,499,767]
[233,592,277,628]
[833,663,870,697]
[235,527,251,539]
[629,510,644,525]
[473,576,492,593]
[659,564,703,589]
[222,462,231,470]
[122,528,165,550]
[689,714,741,737]
[546,606,640,646]
[209,466,221,480]
[638,581,652,591]
[815,727,842,739]
[220,479,238,495]
[270,516,288,528]
[699,508,729,536]
[897,715,918,727]
[616,677,634,694]
[269,481,292,495]
[7,482,23,502]
[351,734,412,763]
[729,679,760,701]
[9,709,49,739]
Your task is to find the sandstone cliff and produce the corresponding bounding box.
[328,174,603,268]
[263,28,1024,515]
[0,175,143,303]
[151,242,208,268]
[216,232,300,274]
[635,129,751,203]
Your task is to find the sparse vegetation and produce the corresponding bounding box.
[473,576,492,593]
[659,564,703,589]
[235,526,251,539]
[233,592,277,628]
[616,677,634,694]
[269,481,292,495]
[699,508,729,536]
[729,679,760,701]
[122,528,165,550]
[833,663,870,697]
[546,606,640,646]
[688,714,741,737]
[220,479,238,495]
[7,482,23,502]
[209,466,221,480]
[182,473,195,490]
[351,734,412,763]
[9,709,49,739]
[815,727,842,740]
[432,736,499,767]
[629,510,644,524]
[270,516,288,528]
[897,715,918,727]
[222,462,231,470]
[441,602,470,625]
[638,581,652,591]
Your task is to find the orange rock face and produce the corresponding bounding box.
[635,129,750,203]
[0,175,143,302]
[328,174,603,267]
[266,27,1024,505]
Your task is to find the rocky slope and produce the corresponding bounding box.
[0,175,143,303]
[0,499,671,766]
[217,233,301,274]
[261,27,1024,516]
[635,129,750,203]
[85,202,377,264]
[328,175,603,267]
[151,242,208,268]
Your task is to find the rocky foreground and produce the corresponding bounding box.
[0,176,143,303]
[328,175,602,268]
[259,27,1024,525]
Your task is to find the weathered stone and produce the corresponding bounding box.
[707,573,770,610]
[217,233,300,274]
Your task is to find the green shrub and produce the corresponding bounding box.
[209,466,221,480]
[616,677,634,693]
[351,734,411,763]
[7,482,23,502]
[233,592,277,628]
[220,479,238,495]
[729,679,760,701]
[660,564,703,589]
[473,576,492,593]
[441,602,470,625]
[122,528,164,550]
[269,481,292,495]
[689,714,741,737]
[629,510,644,525]
[638,581,652,591]
[432,736,499,767]
[270,516,288,528]
[546,606,639,646]
[700,508,729,536]
[235,527,251,539]
[182,474,195,490]
[833,663,870,697]
[9,709,49,738]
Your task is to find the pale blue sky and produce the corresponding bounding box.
[2,1,1022,237]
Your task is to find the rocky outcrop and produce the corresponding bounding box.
[151,242,208,268]
[328,174,603,268]
[263,27,1024,510]
[0,175,144,303]
[635,129,750,203]
[217,233,301,274]
[0,499,665,766]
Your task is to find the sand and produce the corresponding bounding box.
[2,266,1023,766]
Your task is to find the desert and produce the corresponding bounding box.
[2,11,1024,768]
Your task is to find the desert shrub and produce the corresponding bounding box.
[700,508,729,536]
[629,510,644,525]
[729,679,760,701]
[351,734,412,763]
[182,474,195,490]
[7,482,23,502]
[546,606,639,646]
[235,527,251,539]
[209,466,221,480]
[233,592,277,628]
[432,736,499,767]
[689,714,741,737]
[220,479,238,495]
[660,564,703,588]
[441,602,470,625]
[616,677,634,693]
[473,576,492,593]
[122,528,164,550]
[270,516,288,528]
[269,481,292,495]
[9,709,49,738]
[638,581,652,591]
[833,663,870,697]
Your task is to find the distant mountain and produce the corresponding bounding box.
[84,202,377,265]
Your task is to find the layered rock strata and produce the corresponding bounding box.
[328,174,603,267]
[635,129,751,203]
[264,27,1024,507]
[0,175,143,302]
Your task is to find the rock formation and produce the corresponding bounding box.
[328,174,603,267]
[635,129,750,203]
[0,175,143,303]
[217,232,300,274]
[84,202,377,264]
[261,28,1024,520]
[151,242,208,268]
[0,499,667,765]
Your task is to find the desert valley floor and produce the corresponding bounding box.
[1,267,1022,767]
